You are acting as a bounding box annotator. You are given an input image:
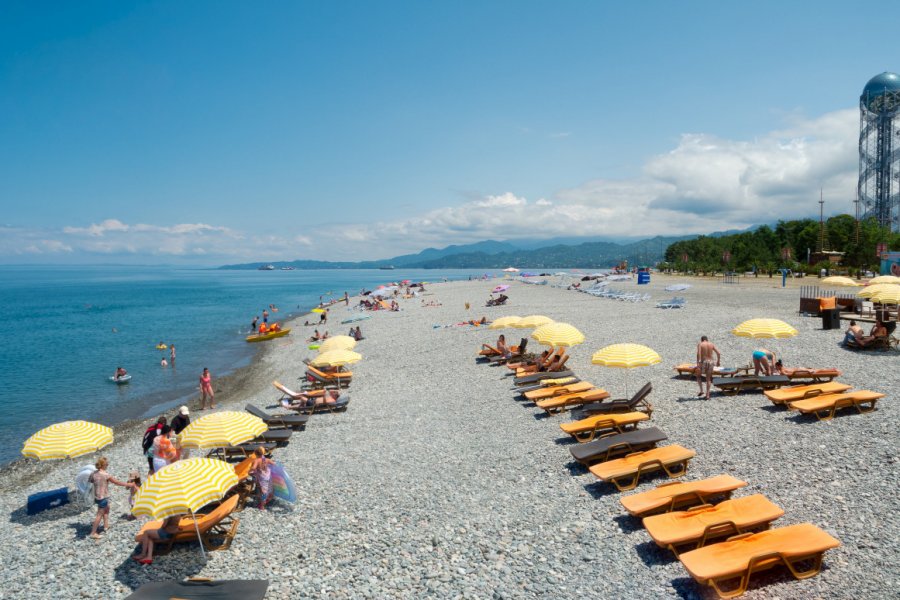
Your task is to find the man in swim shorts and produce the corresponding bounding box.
[696,335,721,400]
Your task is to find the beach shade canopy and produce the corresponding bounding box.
[591,343,661,396]
[502,267,520,272]
[867,284,900,304]
[492,284,510,293]
[178,411,267,449]
[131,457,239,558]
[318,335,357,352]
[868,275,900,285]
[22,420,113,460]
[858,283,900,299]
[731,318,798,339]
[512,315,554,329]
[821,276,861,287]
[311,308,325,314]
[488,315,522,330]
[591,343,662,369]
[310,349,362,367]
[531,322,585,347]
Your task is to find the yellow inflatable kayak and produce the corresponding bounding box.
[246,328,291,343]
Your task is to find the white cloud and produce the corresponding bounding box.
[0,108,862,263]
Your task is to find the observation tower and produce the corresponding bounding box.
[858,71,900,232]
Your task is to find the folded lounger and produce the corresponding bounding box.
[644,494,785,556]
[780,368,841,383]
[789,390,885,421]
[674,364,741,378]
[678,523,840,599]
[516,376,581,395]
[560,411,650,442]
[206,442,276,461]
[524,380,594,400]
[134,494,241,553]
[620,475,748,518]
[712,375,790,396]
[535,388,610,415]
[245,404,310,430]
[124,579,269,600]
[282,393,350,414]
[569,426,667,466]
[580,382,654,416]
[514,370,575,386]
[763,382,852,406]
[588,444,696,491]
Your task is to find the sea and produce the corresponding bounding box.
[0,265,477,466]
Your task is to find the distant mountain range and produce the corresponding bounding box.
[219,227,757,270]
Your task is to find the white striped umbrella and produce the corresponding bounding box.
[178,411,267,449]
[22,421,113,460]
[131,457,238,558]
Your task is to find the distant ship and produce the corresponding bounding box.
[258,264,275,270]
[280,266,296,271]
[379,265,395,270]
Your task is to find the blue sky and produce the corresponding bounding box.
[1,1,898,263]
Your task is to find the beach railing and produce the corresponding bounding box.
[722,273,740,284]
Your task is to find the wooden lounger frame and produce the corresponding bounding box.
[699,535,831,599]
[596,451,693,492]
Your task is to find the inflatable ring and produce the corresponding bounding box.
[308,344,320,350]
[156,344,167,350]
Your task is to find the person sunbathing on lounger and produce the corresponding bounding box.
[860,320,888,346]
[843,320,865,346]
[282,388,340,409]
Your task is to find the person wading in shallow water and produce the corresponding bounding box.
[199,367,215,409]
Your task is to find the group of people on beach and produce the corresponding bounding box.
[843,319,891,347]
[694,336,797,400]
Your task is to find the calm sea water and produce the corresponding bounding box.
[0,266,473,465]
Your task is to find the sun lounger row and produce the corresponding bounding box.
[587,287,650,301]
[656,296,686,309]
[763,382,885,420]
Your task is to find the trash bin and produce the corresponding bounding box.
[637,271,650,285]
[821,308,841,330]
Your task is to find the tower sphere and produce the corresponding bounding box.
[861,72,900,111]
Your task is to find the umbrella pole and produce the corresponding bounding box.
[192,508,206,559]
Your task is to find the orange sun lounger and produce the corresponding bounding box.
[789,390,885,420]
[763,382,852,406]
[588,444,696,491]
[535,388,610,415]
[643,494,784,556]
[780,368,842,383]
[678,523,840,598]
[559,411,649,442]
[524,380,594,401]
[134,494,241,553]
[620,475,748,518]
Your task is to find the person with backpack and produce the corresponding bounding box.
[142,417,168,475]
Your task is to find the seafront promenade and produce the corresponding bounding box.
[0,275,895,599]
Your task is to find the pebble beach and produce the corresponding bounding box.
[0,274,897,599]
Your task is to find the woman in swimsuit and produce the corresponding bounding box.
[199,368,215,409]
[752,349,775,376]
[133,515,180,564]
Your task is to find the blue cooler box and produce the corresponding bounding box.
[27,487,70,515]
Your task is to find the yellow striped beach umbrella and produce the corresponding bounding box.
[311,308,325,313]
[131,457,238,557]
[867,284,900,304]
[821,276,861,287]
[310,349,362,367]
[488,315,522,330]
[318,335,357,352]
[531,322,585,347]
[178,411,267,449]
[857,283,896,298]
[591,343,661,396]
[22,420,113,460]
[731,318,798,339]
[868,275,900,285]
[512,315,554,329]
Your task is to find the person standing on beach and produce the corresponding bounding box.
[344,291,349,306]
[696,335,721,400]
[262,309,269,324]
[89,457,136,539]
[199,367,215,409]
[142,417,167,474]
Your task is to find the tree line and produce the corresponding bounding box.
[659,215,900,276]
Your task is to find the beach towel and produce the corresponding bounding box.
[270,463,297,503]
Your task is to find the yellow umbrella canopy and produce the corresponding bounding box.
[488,315,522,330]
[531,322,585,347]
[310,349,362,367]
[512,315,554,329]
[868,275,900,285]
[731,318,798,339]
[22,420,113,460]
[178,411,267,449]
[318,335,357,352]
[821,276,860,287]
[857,283,897,298]
[867,284,900,304]
[591,343,662,368]
[311,308,325,314]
